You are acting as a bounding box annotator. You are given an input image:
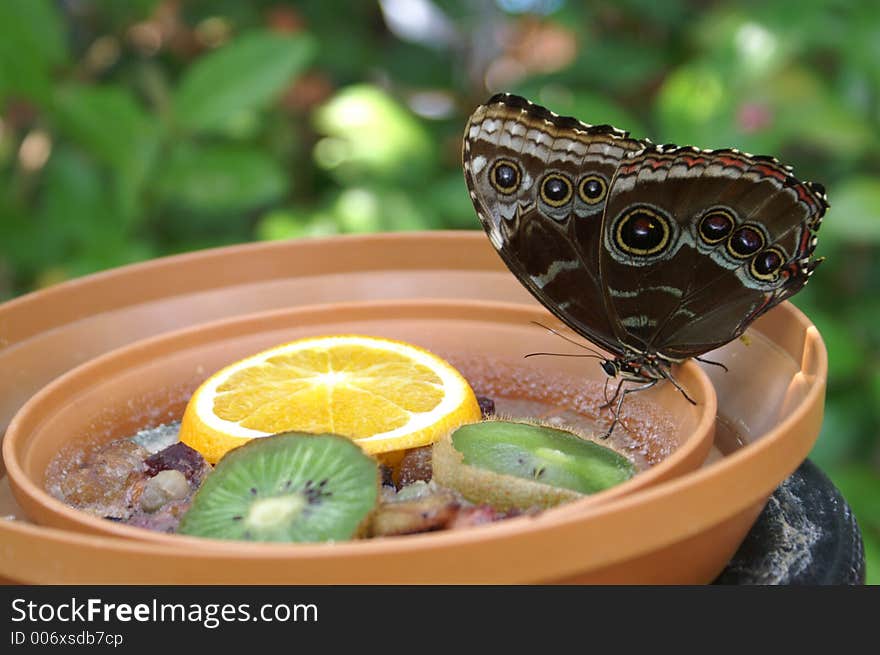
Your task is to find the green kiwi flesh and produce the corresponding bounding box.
[178,432,378,543]
[432,420,635,510]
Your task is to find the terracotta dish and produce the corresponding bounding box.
[0,232,826,583]
[3,300,715,542]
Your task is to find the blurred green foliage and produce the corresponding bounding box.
[0,0,878,581]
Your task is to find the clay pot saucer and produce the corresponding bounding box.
[3,299,715,544]
[0,231,827,583]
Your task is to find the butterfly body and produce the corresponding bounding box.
[463,94,828,412]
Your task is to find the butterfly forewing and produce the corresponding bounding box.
[463,94,646,356]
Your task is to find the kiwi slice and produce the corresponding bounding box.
[432,419,635,511]
[178,432,379,543]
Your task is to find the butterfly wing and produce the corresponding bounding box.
[598,145,828,360]
[463,94,646,356]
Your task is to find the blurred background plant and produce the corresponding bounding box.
[0,0,877,580]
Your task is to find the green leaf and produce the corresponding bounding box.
[313,85,433,183]
[425,174,481,230]
[810,392,870,468]
[173,31,315,134]
[0,0,68,104]
[827,466,880,532]
[0,201,48,279]
[53,85,156,168]
[691,9,794,84]
[156,143,288,212]
[768,68,878,155]
[811,313,865,380]
[655,64,737,148]
[571,37,667,92]
[52,84,159,210]
[822,178,880,243]
[824,464,880,583]
[873,370,880,411]
[256,207,339,241]
[38,148,115,244]
[331,187,436,233]
[21,146,150,283]
[51,84,159,227]
[90,0,162,26]
[863,530,880,586]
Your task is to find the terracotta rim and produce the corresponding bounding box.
[3,299,716,546]
[0,231,502,348]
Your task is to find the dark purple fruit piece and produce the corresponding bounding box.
[477,396,496,418]
[145,442,211,484]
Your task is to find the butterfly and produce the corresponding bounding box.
[462,93,828,434]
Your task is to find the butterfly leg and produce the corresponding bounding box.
[661,369,697,405]
[695,355,729,373]
[600,378,624,410]
[602,380,658,439]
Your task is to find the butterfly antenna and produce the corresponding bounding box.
[529,321,608,359]
[695,356,729,372]
[523,351,605,360]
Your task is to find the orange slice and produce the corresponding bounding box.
[179,335,482,464]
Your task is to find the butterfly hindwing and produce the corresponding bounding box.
[598,146,827,359]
